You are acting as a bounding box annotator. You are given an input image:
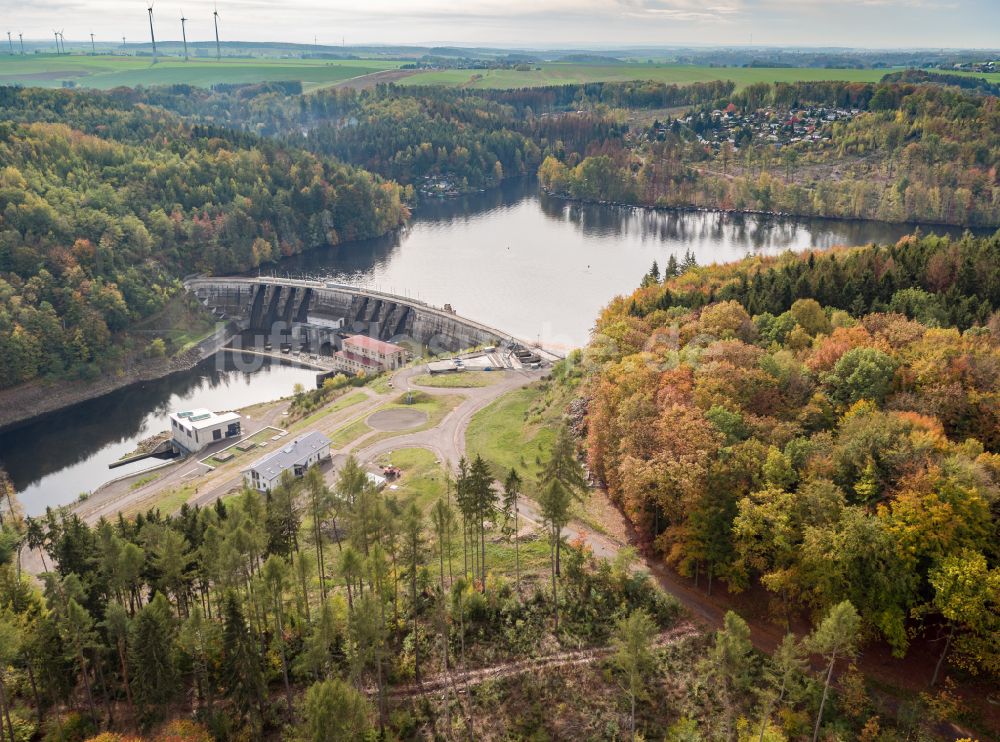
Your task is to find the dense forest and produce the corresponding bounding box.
[0,87,409,389]
[538,80,1000,227]
[585,232,1000,686]
[0,427,683,740]
[0,397,979,740]
[99,81,739,196]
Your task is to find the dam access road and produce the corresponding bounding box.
[64,361,544,525]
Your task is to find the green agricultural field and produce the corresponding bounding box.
[0,53,402,91]
[401,62,1000,91]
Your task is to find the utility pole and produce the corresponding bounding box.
[180,13,188,61]
[147,6,157,62]
[90,33,96,55]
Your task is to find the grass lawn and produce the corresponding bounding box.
[122,483,195,518]
[401,62,1000,91]
[366,373,394,395]
[329,391,465,450]
[329,418,373,448]
[0,54,401,90]
[465,383,559,494]
[411,372,499,388]
[202,427,281,467]
[129,473,159,491]
[295,391,367,428]
[375,447,447,511]
[363,392,465,448]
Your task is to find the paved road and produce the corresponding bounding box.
[72,363,542,523]
[341,365,542,474]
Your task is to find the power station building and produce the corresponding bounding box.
[334,335,406,375]
[169,409,241,453]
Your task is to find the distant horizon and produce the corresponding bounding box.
[3,0,998,51]
[9,40,1000,54]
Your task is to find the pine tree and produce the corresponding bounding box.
[221,593,265,734]
[301,677,373,741]
[176,605,218,714]
[666,253,679,279]
[468,454,495,586]
[101,603,134,715]
[305,467,332,599]
[538,426,588,579]
[261,555,295,721]
[756,633,808,742]
[708,610,754,738]
[613,608,658,741]
[61,598,98,723]
[402,502,425,684]
[501,468,523,590]
[129,592,178,726]
[808,601,861,742]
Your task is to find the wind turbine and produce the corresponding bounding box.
[18,33,24,55]
[122,36,127,55]
[180,12,188,61]
[147,4,157,62]
[53,30,60,55]
[6,32,12,55]
[90,33,96,55]
[213,4,221,60]
[59,30,66,54]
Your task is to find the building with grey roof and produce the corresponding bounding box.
[242,431,331,493]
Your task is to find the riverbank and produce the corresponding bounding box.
[0,321,235,432]
[538,186,998,234]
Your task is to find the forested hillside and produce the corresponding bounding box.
[586,232,1000,676]
[98,81,733,196]
[104,83,634,194]
[0,87,409,388]
[539,81,1000,227]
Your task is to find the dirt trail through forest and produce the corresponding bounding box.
[388,622,701,699]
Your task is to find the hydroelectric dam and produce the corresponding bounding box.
[184,276,555,360]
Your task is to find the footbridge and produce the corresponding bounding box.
[184,276,558,360]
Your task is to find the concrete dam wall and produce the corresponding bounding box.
[185,277,516,355]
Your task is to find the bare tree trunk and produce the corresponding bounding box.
[550,533,559,631]
[931,624,954,688]
[812,649,837,742]
[0,673,16,742]
[514,502,520,591]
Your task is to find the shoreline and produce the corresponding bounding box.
[537,187,998,234]
[0,322,236,432]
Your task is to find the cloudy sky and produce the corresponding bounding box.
[6,0,999,49]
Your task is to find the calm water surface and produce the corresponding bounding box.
[272,178,971,349]
[1,354,317,514]
[2,179,973,513]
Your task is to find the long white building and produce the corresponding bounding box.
[242,431,331,492]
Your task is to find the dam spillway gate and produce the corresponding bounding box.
[185,277,516,357]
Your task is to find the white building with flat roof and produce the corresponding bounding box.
[169,409,241,453]
[242,431,331,492]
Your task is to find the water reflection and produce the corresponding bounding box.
[0,353,318,514]
[269,177,975,348]
[6,178,983,512]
